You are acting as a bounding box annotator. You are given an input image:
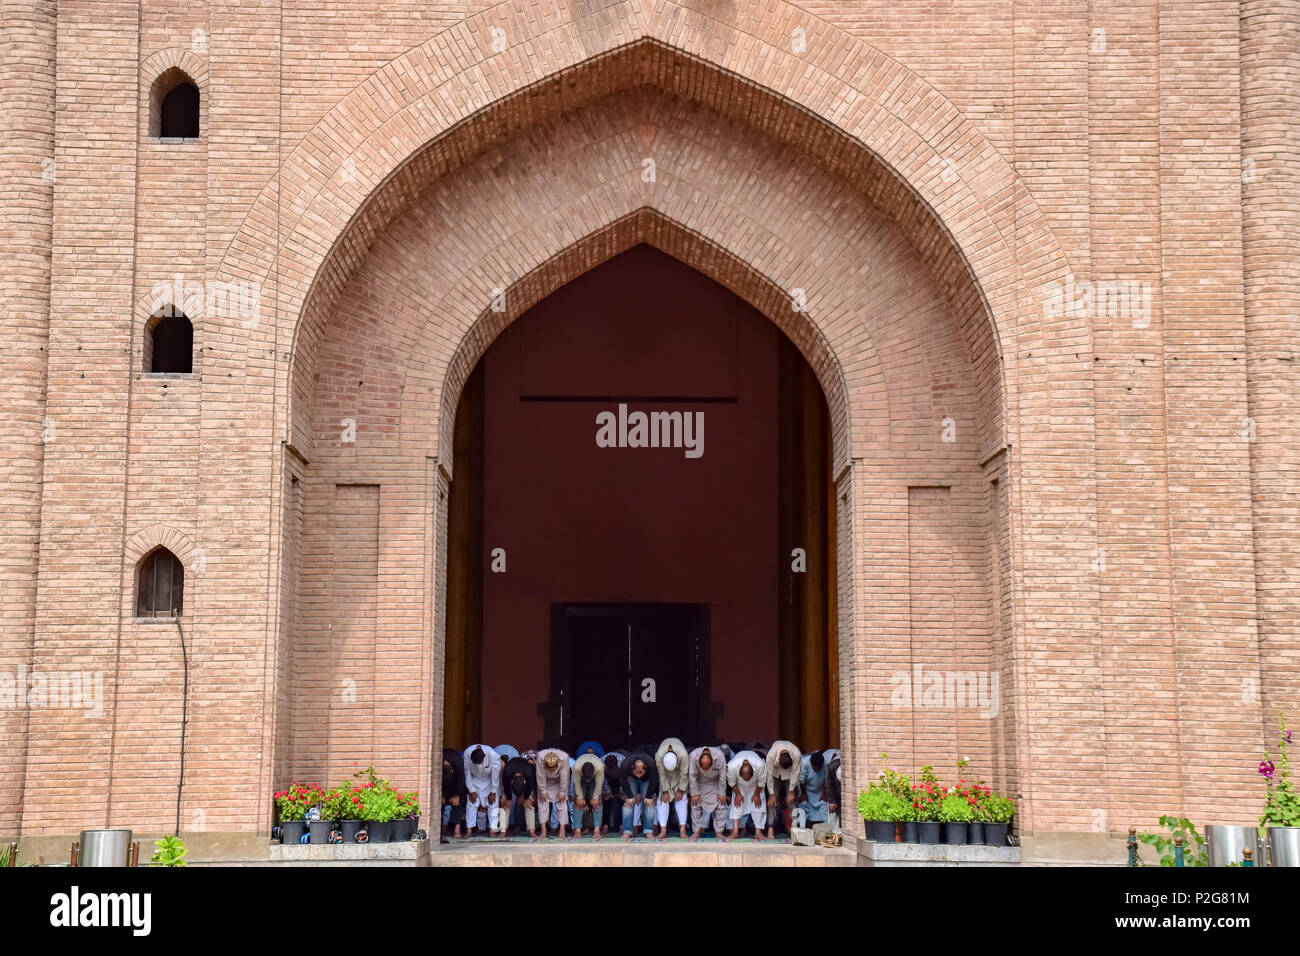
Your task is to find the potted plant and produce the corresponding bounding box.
[354,764,399,843]
[273,782,316,844]
[322,782,351,842]
[857,785,906,843]
[1260,711,1300,866]
[298,782,329,844]
[390,789,421,842]
[878,755,915,843]
[325,777,366,843]
[965,779,988,845]
[983,792,1014,846]
[912,765,943,844]
[938,791,974,844]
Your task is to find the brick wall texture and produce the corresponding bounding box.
[1,0,1296,841]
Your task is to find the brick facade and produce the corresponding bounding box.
[1,0,1295,859]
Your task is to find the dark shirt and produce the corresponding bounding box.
[504,756,536,800]
[825,756,842,807]
[442,748,465,799]
[619,752,659,797]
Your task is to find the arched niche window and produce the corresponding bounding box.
[144,311,193,373]
[150,68,200,139]
[137,547,184,618]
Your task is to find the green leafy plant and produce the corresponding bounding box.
[352,764,400,823]
[273,781,324,822]
[983,793,1015,824]
[150,836,188,867]
[1260,711,1300,828]
[1138,816,1207,867]
[857,785,907,822]
[938,792,975,824]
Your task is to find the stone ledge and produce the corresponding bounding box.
[858,841,1021,867]
[268,839,429,865]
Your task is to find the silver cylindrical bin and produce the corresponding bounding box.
[1204,825,1257,867]
[78,829,132,867]
[1268,826,1300,867]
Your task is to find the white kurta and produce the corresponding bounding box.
[462,744,501,831]
[726,750,768,826]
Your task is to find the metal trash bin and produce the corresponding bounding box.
[1205,825,1258,867]
[1268,827,1300,867]
[78,829,132,867]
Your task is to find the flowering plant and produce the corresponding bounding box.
[322,780,355,821]
[910,765,944,823]
[1260,711,1300,828]
[395,788,421,820]
[273,781,323,822]
[876,753,913,802]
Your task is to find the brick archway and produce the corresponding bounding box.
[258,2,1099,835]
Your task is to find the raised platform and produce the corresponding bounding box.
[429,835,857,867]
[266,838,431,867]
[858,839,1021,867]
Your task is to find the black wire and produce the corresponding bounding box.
[174,612,188,837]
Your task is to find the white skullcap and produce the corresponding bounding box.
[663,751,678,771]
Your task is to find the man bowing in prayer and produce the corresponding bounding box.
[764,740,802,841]
[726,749,768,840]
[462,744,501,835]
[687,745,728,841]
[571,751,605,840]
[654,737,690,840]
[534,746,571,840]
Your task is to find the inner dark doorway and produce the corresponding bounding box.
[441,244,837,755]
[545,603,710,750]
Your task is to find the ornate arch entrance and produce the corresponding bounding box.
[238,2,1093,839]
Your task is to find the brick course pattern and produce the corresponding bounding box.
[0,0,1295,851]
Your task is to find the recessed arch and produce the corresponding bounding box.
[144,310,194,374]
[147,65,203,139]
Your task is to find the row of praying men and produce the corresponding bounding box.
[440,738,841,841]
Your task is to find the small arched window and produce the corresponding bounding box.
[150,68,200,139]
[145,311,193,373]
[137,547,184,617]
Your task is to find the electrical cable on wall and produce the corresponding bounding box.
[174,612,189,837]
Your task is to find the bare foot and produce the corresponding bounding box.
[679,828,688,840]
[593,831,603,841]
[622,831,632,841]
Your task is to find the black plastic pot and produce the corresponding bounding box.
[871,820,897,843]
[390,817,414,842]
[367,820,392,843]
[901,821,919,843]
[280,820,306,844]
[861,816,872,840]
[984,822,1008,846]
[340,819,363,843]
[918,821,941,844]
[309,820,333,844]
[968,821,985,845]
[943,822,968,845]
